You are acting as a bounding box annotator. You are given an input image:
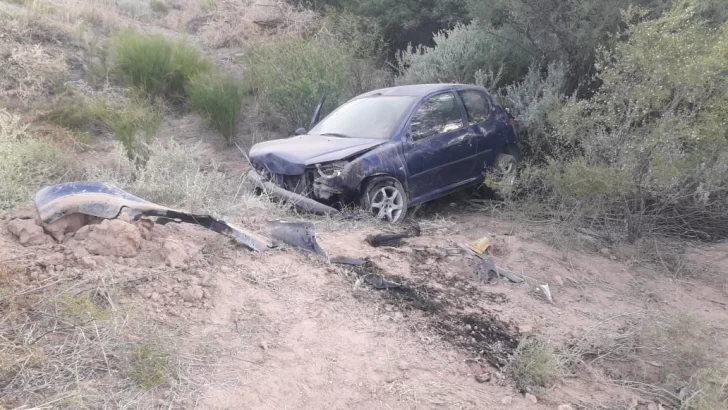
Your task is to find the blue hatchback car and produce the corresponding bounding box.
[248,84,521,223]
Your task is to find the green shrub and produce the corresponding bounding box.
[109,31,210,100]
[395,23,535,87]
[511,0,728,240]
[187,72,247,144]
[497,61,569,161]
[128,343,170,389]
[149,0,167,13]
[246,35,352,130]
[43,93,98,131]
[511,335,562,390]
[94,95,165,162]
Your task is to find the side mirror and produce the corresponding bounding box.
[294,128,307,136]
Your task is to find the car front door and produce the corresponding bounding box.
[457,89,501,170]
[403,92,479,202]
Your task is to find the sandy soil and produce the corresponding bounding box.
[2,200,726,409]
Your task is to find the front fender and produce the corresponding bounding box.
[316,142,408,200]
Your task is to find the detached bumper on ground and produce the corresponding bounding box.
[246,170,340,216]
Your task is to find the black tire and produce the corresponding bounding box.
[361,176,408,224]
[494,153,518,186]
[490,153,519,200]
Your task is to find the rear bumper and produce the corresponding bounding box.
[246,170,340,215]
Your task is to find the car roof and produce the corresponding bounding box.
[356,84,485,98]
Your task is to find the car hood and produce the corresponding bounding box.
[249,134,387,175]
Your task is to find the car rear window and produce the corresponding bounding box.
[458,90,492,125]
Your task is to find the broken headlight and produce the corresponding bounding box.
[315,161,347,180]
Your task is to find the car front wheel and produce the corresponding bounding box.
[362,177,408,224]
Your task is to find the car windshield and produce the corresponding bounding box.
[309,96,416,140]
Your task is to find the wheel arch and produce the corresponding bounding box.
[502,143,522,162]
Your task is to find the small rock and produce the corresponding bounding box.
[525,393,538,404]
[42,213,87,242]
[81,256,97,268]
[647,404,658,410]
[7,218,49,246]
[600,247,610,256]
[260,341,268,351]
[42,252,65,267]
[474,373,491,383]
[6,203,39,220]
[84,219,141,258]
[202,288,211,299]
[397,361,410,371]
[501,396,513,405]
[557,405,574,410]
[553,275,564,286]
[518,324,533,334]
[151,292,160,301]
[29,270,39,280]
[73,225,92,241]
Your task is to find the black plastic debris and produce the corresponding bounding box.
[331,256,367,266]
[363,274,401,289]
[265,220,328,259]
[366,223,421,247]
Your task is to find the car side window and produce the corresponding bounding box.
[409,93,464,142]
[458,90,491,125]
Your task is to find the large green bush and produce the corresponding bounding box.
[187,72,248,145]
[245,35,353,131]
[530,0,728,240]
[497,61,569,162]
[395,23,534,87]
[94,94,165,163]
[298,0,470,58]
[109,31,211,100]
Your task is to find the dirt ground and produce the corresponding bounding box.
[3,199,727,409]
[1,0,727,409]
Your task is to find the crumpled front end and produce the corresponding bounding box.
[249,158,358,207]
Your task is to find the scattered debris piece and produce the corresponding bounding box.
[266,220,327,259]
[468,237,491,254]
[474,372,491,383]
[525,392,538,404]
[331,256,367,266]
[34,182,272,252]
[501,396,513,405]
[32,182,332,259]
[538,284,554,304]
[363,274,401,289]
[460,242,524,283]
[365,223,421,247]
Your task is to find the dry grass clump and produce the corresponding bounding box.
[199,0,319,48]
[565,312,727,409]
[0,14,68,104]
[0,109,82,210]
[511,334,563,391]
[0,264,193,408]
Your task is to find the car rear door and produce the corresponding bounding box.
[403,91,480,202]
[457,89,501,171]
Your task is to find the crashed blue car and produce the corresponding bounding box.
[248,84,521,223]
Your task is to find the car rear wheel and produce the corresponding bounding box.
[495,153,518,187]
[362,177,408,224]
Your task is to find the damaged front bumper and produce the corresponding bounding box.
[246,169,340,216]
